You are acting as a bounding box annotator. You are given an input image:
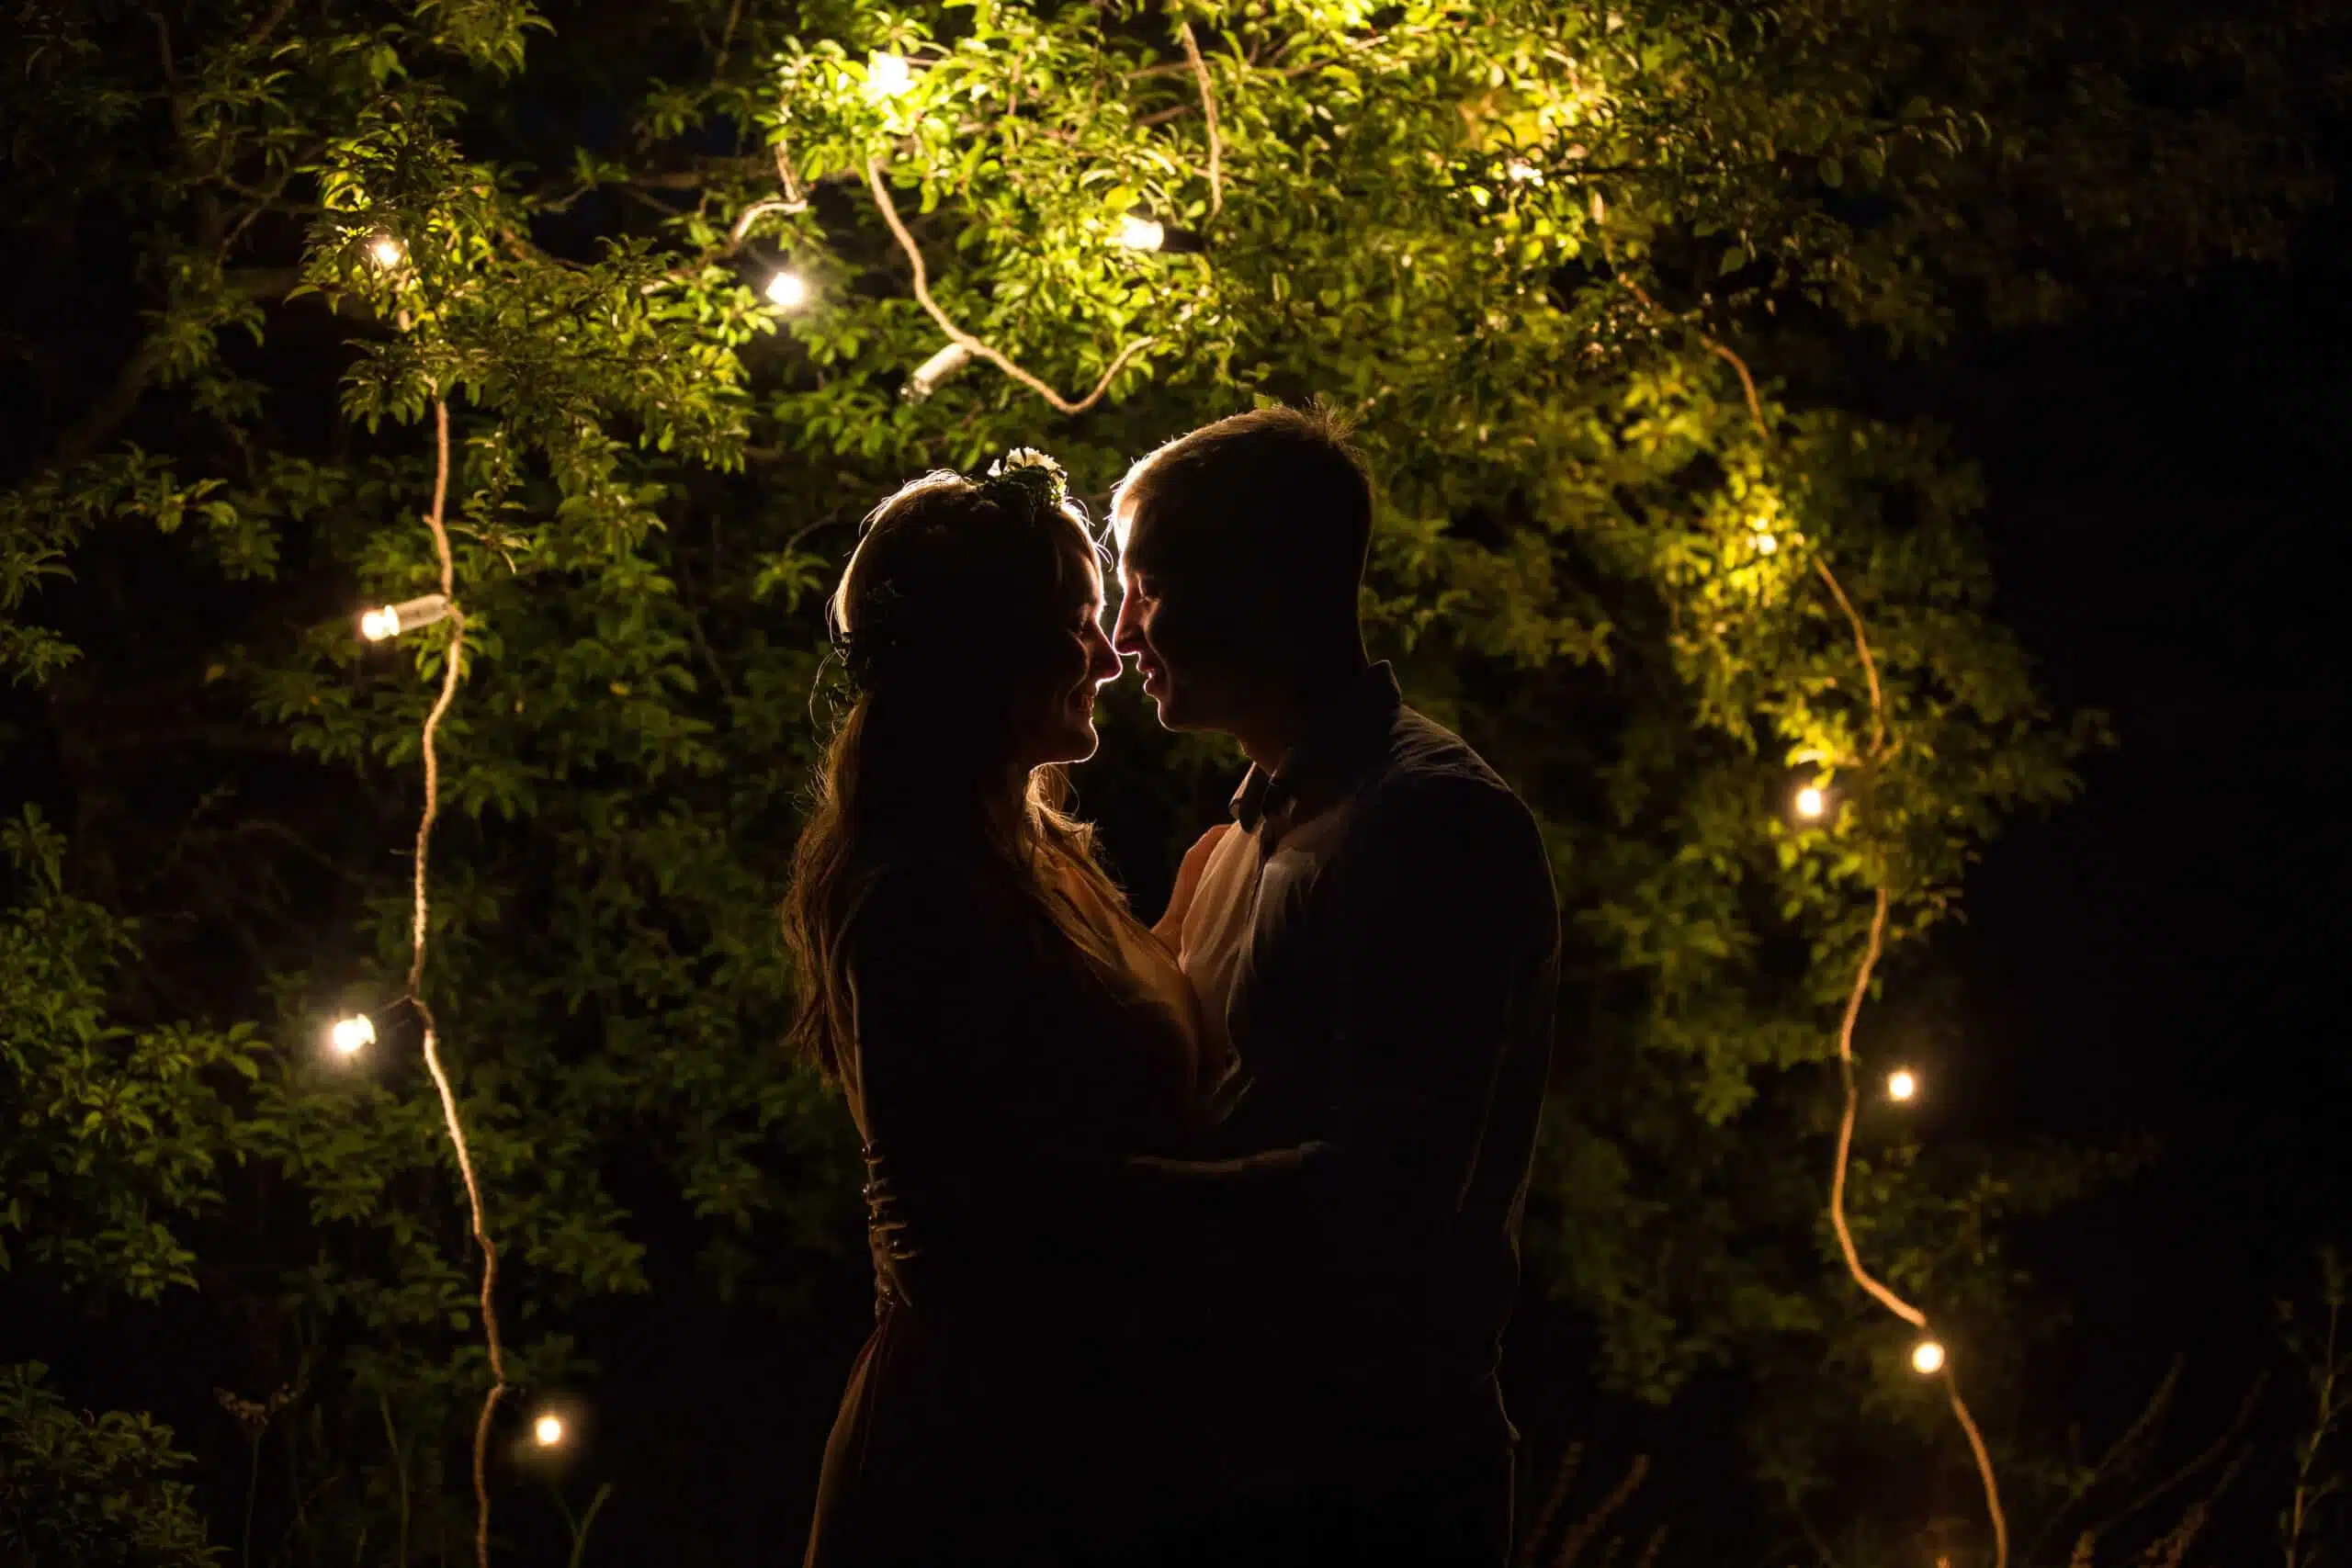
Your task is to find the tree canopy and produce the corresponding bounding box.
[3,0,2341,1561]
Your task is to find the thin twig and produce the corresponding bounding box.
[1518,1441,1585,1567]
[1177,20,1223,217]
[864,154,1152,416]
[402,397,507,1568]
[1555,1454,1649,1568]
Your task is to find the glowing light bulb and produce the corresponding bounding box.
[532,1412,565,1447]
[1114,214,1166,253]
[329,1015,376,1055]
[1754,533,1779,555]
[901,339,973,403]
[763,269,808,309]
[357,593,451,642]
[865,51,912,99]
[1793,784,1828,820]
[1887,1068,1918,1102]
[367,232,407,269]
[1911,1338,1947,1376]
[1505,159,1543,184]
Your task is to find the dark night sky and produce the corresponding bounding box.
[1929,169,2352,1507]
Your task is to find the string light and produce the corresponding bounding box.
[864,51,913,99]
[360,593,452,642]
[1755,533,1779,555]
[531,1412,566,1448]
[1912,1338,1948,1376]
[1114,213,1167,252]
[329,1014,376,1055]
[1887,1067,1918,1102]
[368,231,407,269]
[763,269,808,309]
[901,339,973,403]
[1793,784,1828,820]
[1505,159,1543,184]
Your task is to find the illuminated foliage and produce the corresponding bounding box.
[1,0,2340,1558]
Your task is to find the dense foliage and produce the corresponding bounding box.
[3,0,2341,1560]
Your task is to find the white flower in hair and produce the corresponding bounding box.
[982,446,1070,507]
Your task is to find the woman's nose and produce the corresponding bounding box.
[1085,624,1121,683]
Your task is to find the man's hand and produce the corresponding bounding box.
[1152,822,1234,949]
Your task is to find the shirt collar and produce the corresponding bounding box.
[1229,661,1403,833]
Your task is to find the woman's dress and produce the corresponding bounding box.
[801,860,1207,1568]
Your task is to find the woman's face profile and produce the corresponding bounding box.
[1004,531,1122,773]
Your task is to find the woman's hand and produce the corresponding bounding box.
[1152,822,1234,950]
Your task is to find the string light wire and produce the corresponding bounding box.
[401,395,509,1568]
[1616,265,2010,1568]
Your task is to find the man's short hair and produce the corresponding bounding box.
[1112,402,1374,618]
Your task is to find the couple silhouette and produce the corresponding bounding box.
[784,404,1560,1567]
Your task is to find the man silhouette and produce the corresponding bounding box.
[1113,404,1561,1565]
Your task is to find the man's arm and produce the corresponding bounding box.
[1317,774,1561,1280]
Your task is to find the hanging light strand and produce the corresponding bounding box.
[1813,477,2011,1568]
[401,394,509,1568]
[1627,271,2011,1568]
[863,154,1153,416]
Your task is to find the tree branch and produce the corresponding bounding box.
[863,154,1152,417]
[1177,20,1224,218]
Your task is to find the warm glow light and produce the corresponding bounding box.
[902,339,974,403]
[865,51,913,98]
[1793,784,1828,819]
[367,232,406,268]
[1114,214,1166,253]
[1754,533,1779,555]
[763,269,808,309]
[1911,1338,1947,1376]
[532,1413,565,1447]
[329,1015,376,1055]
[1887,1068,1918,1102]
[1505,159,1543,184]
[358,593,451,643]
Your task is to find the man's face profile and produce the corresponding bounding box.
[1112,504,1253,733]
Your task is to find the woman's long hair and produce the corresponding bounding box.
[781,469,1156,1084]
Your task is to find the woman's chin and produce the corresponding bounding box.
[1046,720,1100,767]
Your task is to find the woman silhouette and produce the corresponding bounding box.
[786,453,1290,1566]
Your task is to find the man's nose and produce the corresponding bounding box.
[1110,593,1142,655]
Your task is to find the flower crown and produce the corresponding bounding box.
[976,446,1071,517]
